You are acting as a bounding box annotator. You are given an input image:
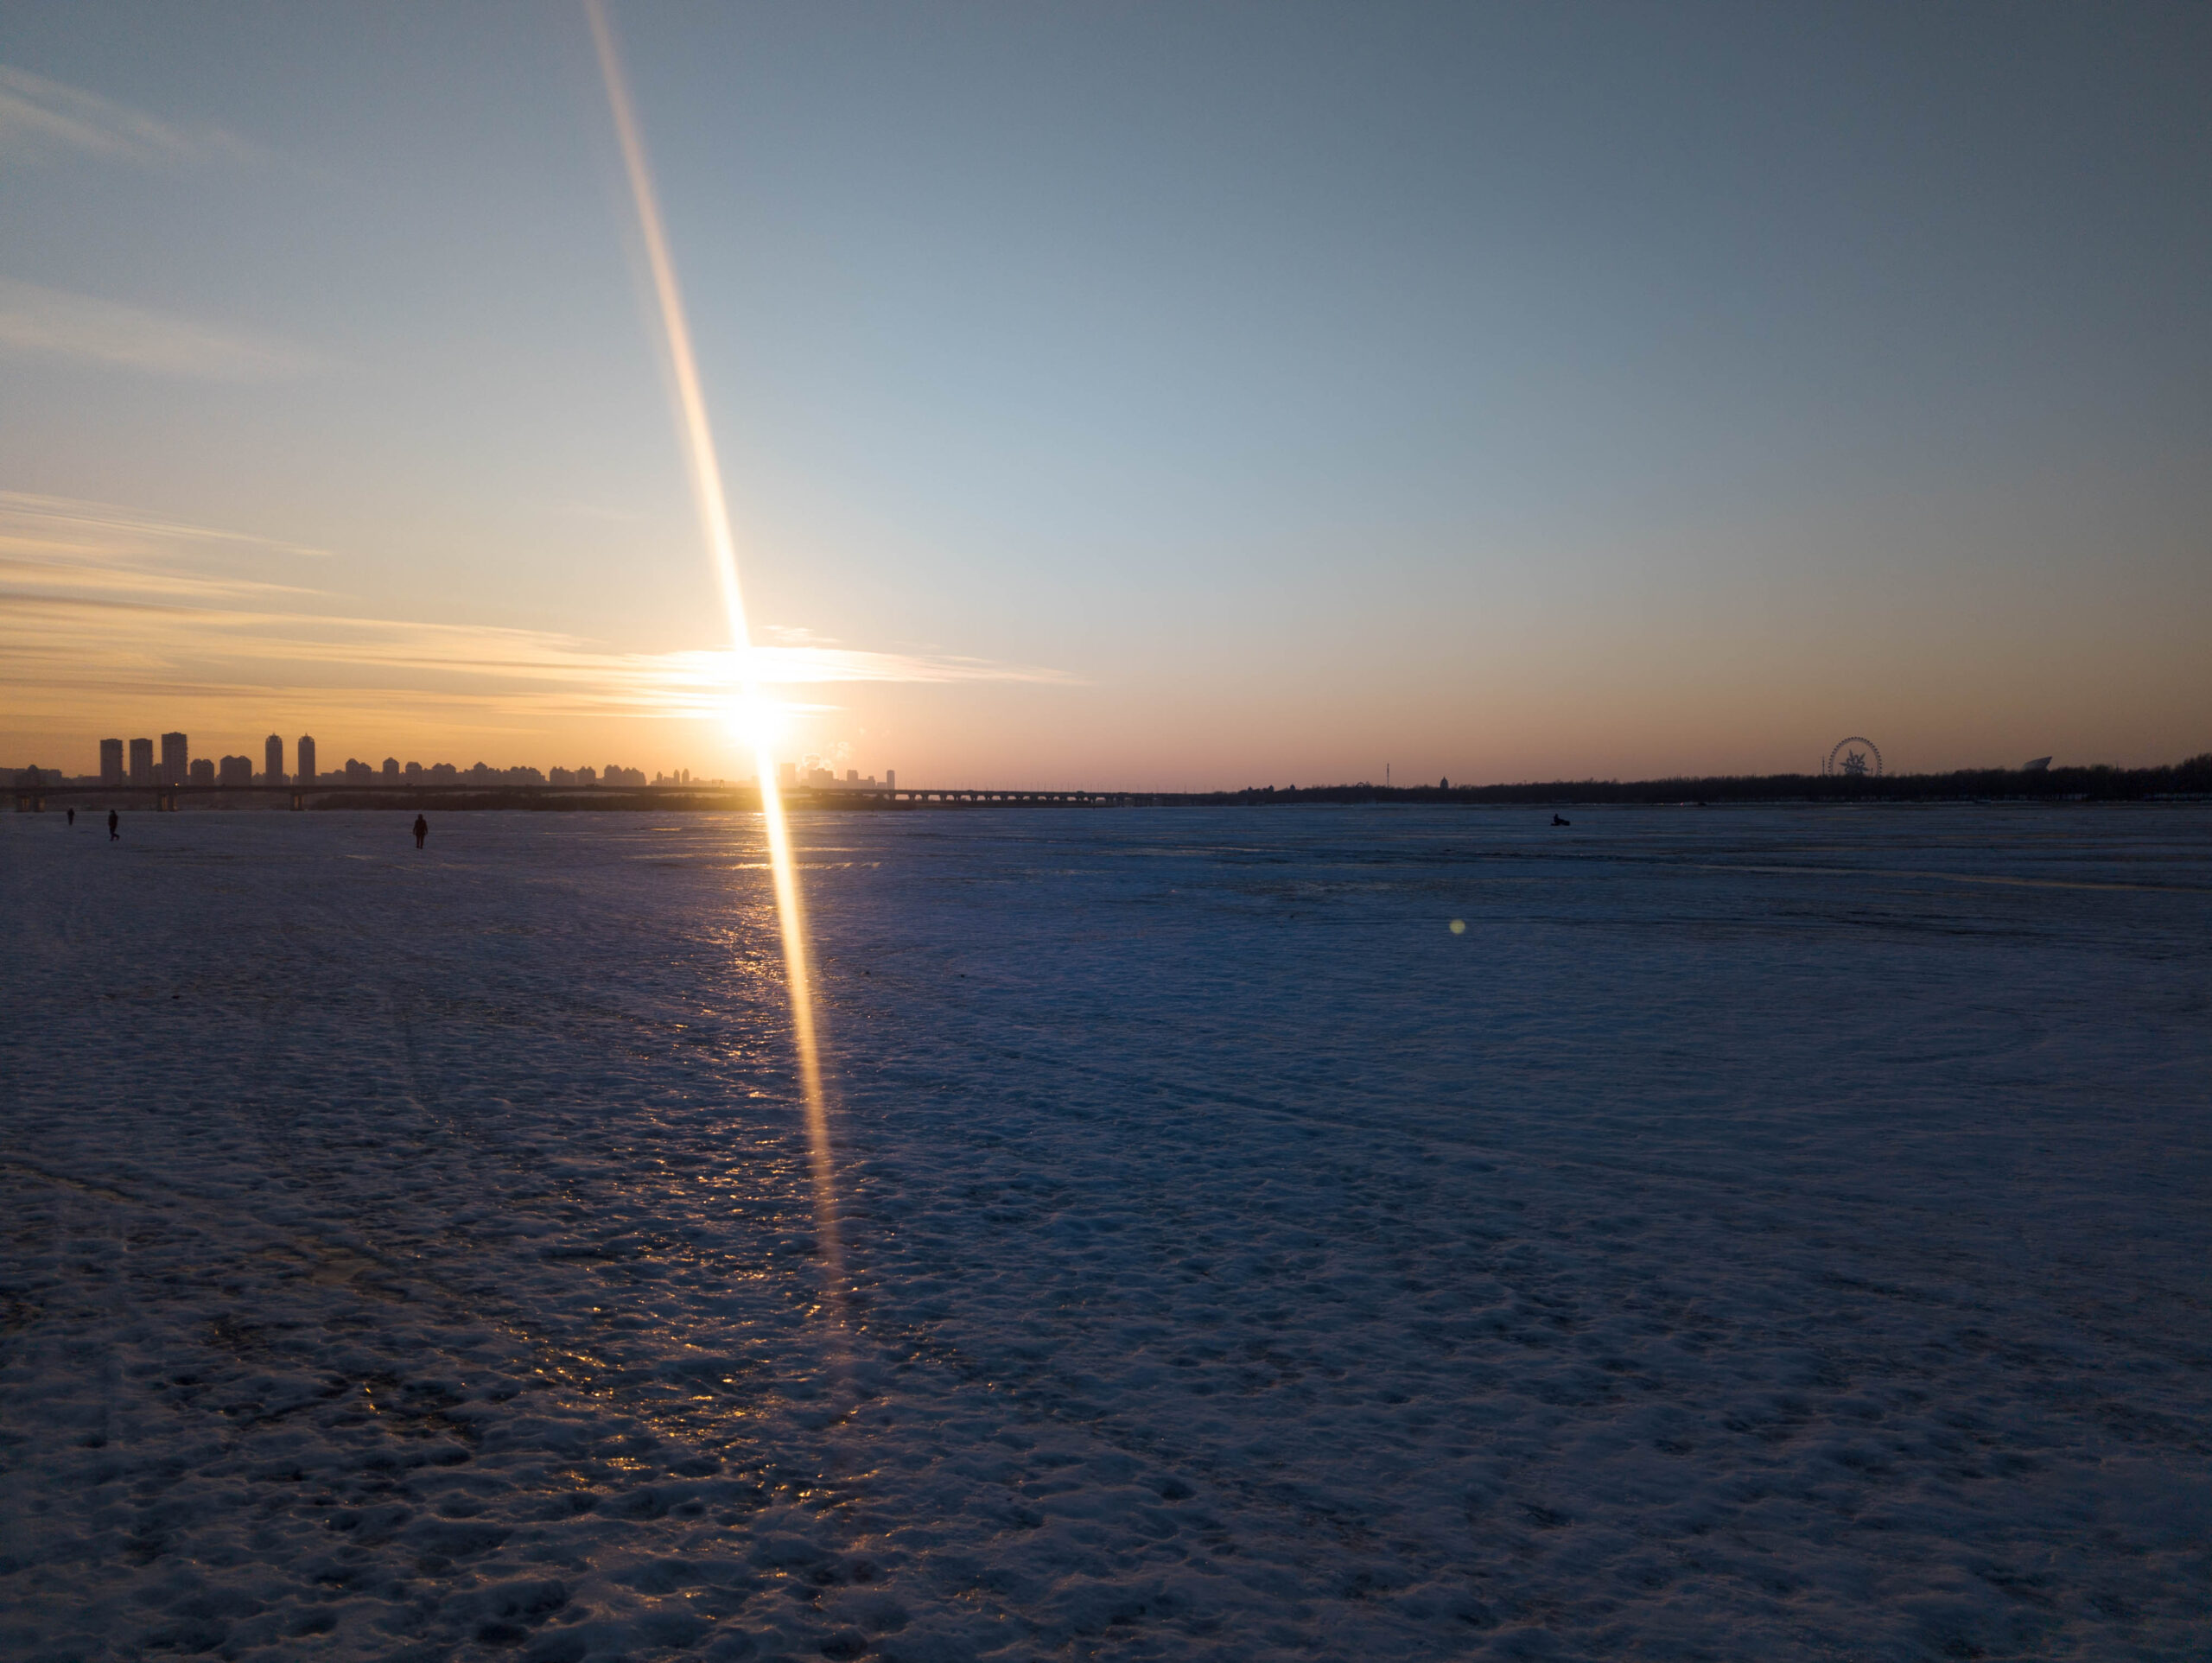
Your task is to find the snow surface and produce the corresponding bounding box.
[1,803,2208,1661]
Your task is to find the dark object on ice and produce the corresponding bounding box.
[67,808,74,825]
[108,809,118,841]
[414,813,429,849]
[1552,814,1571,827]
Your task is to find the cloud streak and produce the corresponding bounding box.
[0,280,323,379]
[0,64,264,168]
[0,593,1076,703]
[0,495,1077,739]
[0,491,333,557]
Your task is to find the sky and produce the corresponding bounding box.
[3,2,2208,787]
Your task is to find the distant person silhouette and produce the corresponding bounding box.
[413,813,428,849]
[108,809,118,841]
[1552,814,1571,827]
[67,808,74,826]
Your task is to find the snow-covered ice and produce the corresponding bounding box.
[2,803,2207,1661]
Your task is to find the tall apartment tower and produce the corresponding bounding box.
[264,733,285,784]
[129,738,154,784]
[100,738,124,784]
[296,734,316,784]
[160,732,188,786]
[885,768,896,790]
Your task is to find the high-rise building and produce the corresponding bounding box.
[99,739,124,784]
[297,734,316,783]
[160,732,188,786]
[189,759,214,784]
[264,733,284,784]
[218,755,252,787]
[382,757,398,780]
[885,769,896,790]
[129,737,154,785]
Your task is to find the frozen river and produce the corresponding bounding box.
[2,804,2207,1661]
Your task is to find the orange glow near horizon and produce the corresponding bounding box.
[588,0,844,1311]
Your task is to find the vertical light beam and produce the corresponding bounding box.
[587,0,843,1305]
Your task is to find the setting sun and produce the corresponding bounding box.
[717,682,790,753]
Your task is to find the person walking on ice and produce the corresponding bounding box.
[413,813,428,849]
[108,809,118,841]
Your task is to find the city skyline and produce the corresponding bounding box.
[16,694,2190,792]
[60,725,916,792]
[75,726,744,790]
[3,6,2208,785]
[36,712,2187,795]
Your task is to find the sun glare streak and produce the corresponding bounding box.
[587,0,845,1318]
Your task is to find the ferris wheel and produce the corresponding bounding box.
[1823,736,1884,778]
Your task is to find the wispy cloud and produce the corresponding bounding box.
[0,492,331,596]
[0,279,323,379]
[0,495,1076,740]
[0,63,264,168]
[0,490,333,557]
[0,593,1077,708]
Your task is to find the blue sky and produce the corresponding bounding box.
[3,2,2207,784]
